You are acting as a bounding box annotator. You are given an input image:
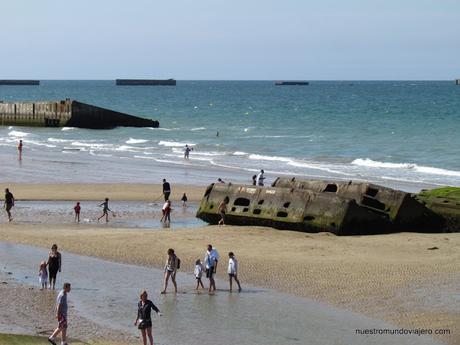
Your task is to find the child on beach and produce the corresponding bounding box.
[228,252,242,292]
[38,260,48,290]
[74,202,81,223]
[181,193,188,207]
[194,259,204,290]
[97,198,113,222]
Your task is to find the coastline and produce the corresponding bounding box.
[0,240,451,345]
[0,218,458,344]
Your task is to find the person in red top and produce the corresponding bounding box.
[18,140,23,161]
[74,202,81,223]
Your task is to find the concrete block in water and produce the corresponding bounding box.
[196,183,391,235]
[116,79,176,86]
[0,80,40,85]
[0,99,159,129]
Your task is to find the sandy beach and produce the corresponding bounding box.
[0,183,459,344]
[3,183,206,202]
[0,278,135,345]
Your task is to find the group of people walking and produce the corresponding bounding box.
[161,244,242,294]
[42,242,242,345]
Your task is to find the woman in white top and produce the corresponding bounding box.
[161,248,177,294]
[227,252,242,292]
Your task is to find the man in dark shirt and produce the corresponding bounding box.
[4,188,14,222]
[162,179,171,201]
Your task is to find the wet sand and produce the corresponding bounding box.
[0,273,133,344]
[0,222,458,344]
[8,200,205,229]
[0,242,446,345]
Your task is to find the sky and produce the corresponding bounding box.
[0,0,459,80]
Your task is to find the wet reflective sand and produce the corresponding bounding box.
[9,200,205,229]
[0,242,444,345]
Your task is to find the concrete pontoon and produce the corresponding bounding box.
[116,79,176,86]
[0,80,40,85]
[0,99,159,129]
[272,177,443,231]
[196,183,390,235]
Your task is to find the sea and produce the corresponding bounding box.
[1,80,459,192]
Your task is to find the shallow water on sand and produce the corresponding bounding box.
[9,201,205,229]
[0,242,444,345]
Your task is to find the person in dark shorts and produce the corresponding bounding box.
[4,188,14,222]
[97,198,112,222]
[204,244,220,292]
[161,248,178,294]
[228,252,242,292]
[74,202,81,223]
[252,175,257,186]
[47,244,62,290]
[218,196,229,226]
[48,282,71,345]
[162,179,171,201]
[134,290,161,345]
[181,193,188,207]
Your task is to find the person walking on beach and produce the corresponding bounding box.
[194,259,205,290]
[181,193,188,207]
[184,144,192,159]
[48,282,71,345]
[73,202,81,223]
[161,248,178,294]
[97,198,113,222]
[162,179,171,201]
[47,244,62,290]
[4,188,15,222]
[228,252,242,292]
[205,244,219,292]
[134,291,161,345]
[218,197,229,226]
[38,260,48,290]
[17,140,23,161]
[256,170,265,186]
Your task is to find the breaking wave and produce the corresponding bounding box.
[352,158,460,177]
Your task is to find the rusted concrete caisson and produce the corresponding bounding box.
[196,183,392,235]
[272,177,443,231]
[0,99,159,129]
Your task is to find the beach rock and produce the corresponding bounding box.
[416,187,460,232]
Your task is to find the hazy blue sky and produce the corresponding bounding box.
[1,0,459,80]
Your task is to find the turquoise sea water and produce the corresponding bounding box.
[0,81,459,190]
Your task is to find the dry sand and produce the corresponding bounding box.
[2,183,206,202]
[0,223,459,344]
